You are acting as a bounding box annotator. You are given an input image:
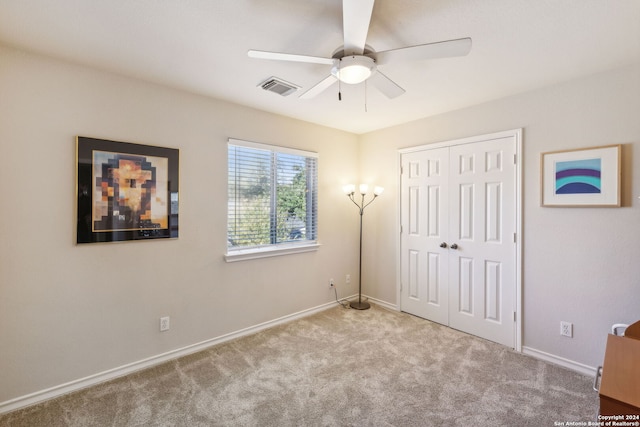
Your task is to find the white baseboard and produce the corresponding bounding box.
[0,301,338,415]
[364,295,398,312]
[522,346,598,377]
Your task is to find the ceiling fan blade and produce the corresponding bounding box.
[372,37,472,66]
[248,50,334,65]
[299,75,338,99]
[369,71,405,99]
[342,0,375,56]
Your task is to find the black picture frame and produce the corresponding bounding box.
[76,136,179,244]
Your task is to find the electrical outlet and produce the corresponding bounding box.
[329,278,335,288]
[560,321,573,338]
[346,274,351,284]
[160,316,170,332]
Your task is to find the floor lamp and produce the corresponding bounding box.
[343,184,384,310]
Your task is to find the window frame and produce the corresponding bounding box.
[225,138,319,262]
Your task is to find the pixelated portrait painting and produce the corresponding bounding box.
[77,137,179,243]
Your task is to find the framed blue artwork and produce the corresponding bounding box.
[541,144,620,207]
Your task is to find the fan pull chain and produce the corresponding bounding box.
[338,59,342,101]
[364,80,368,112]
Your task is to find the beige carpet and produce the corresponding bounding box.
[1,304,599,426]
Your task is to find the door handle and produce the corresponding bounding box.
[450,243,458,250]
[439,242,447,248]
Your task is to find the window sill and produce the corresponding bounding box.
[225,242,320,262]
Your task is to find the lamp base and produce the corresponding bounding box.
[350,301,371,310]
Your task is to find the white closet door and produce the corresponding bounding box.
[400,134,518,348]
[447,137,517,347]
[400,147,449,325]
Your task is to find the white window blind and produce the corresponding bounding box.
[227,139,318,253]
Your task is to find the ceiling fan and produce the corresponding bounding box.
[248,0,471,99]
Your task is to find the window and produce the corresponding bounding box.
[226,139,318,260]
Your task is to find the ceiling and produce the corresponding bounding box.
[1,0,639,134]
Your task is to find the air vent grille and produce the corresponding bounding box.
[259,77,299,97]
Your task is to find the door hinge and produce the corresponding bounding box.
[400,166,404,175]
[400,225,403,234]
[513,232,517,243]
[514,154,517,164]
[513,311,517,322]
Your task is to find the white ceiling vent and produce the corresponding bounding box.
[259,77,299,97]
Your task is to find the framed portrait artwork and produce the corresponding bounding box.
[540,144,621,207]
[76,136,179,244]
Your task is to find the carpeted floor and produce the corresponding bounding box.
[0,304,599,426]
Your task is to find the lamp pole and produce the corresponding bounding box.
[343,184,384,310]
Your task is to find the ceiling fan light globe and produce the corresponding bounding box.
[331,56,375,84]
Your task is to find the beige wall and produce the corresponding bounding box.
[359,63,640,368]
[0,45,361,404]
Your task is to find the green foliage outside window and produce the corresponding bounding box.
[228,143,317,249]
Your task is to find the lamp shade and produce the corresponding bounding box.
[374,186,384,196]
[343,184,355,194]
